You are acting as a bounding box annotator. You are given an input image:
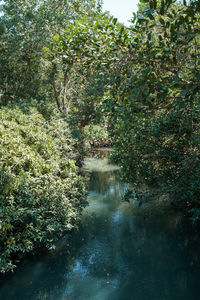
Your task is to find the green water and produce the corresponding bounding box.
[1,157,200,300]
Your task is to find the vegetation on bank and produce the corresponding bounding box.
[105,0,200,221]
[0,102,87,273]
[0,0,199,273]
[83,125,111,149]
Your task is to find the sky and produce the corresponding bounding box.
[0,1,140,23]
[102,0,139,25]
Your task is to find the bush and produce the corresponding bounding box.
[0,102,86,273]
[83,124,111,148]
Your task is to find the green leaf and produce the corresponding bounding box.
[113,18,118,25]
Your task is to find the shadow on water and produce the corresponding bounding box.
[1,155,200,300]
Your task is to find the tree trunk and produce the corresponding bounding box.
[52,73,62,112]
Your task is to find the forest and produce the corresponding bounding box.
[0,0,199,279]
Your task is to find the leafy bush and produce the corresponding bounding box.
[0,103,86,273]
[83,125,111,148]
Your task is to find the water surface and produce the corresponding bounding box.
[1,157,200,300]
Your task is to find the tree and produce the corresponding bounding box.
[0,0,102,105]
[103,0,200,219]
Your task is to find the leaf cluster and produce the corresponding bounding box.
[0,102,86,273]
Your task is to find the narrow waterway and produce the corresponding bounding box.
[1,156,200,300]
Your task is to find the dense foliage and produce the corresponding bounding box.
[104,0,200,220]
[0,103,86,273]
[83,124,111,148]
[0,0,102,105]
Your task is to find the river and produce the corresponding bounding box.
[0,156,200,300]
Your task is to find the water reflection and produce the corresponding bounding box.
[0,158,200,300]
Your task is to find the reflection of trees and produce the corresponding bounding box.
[89,170,124,196]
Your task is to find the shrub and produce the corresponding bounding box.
[0,103,86,273]
[83,124,111,148]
